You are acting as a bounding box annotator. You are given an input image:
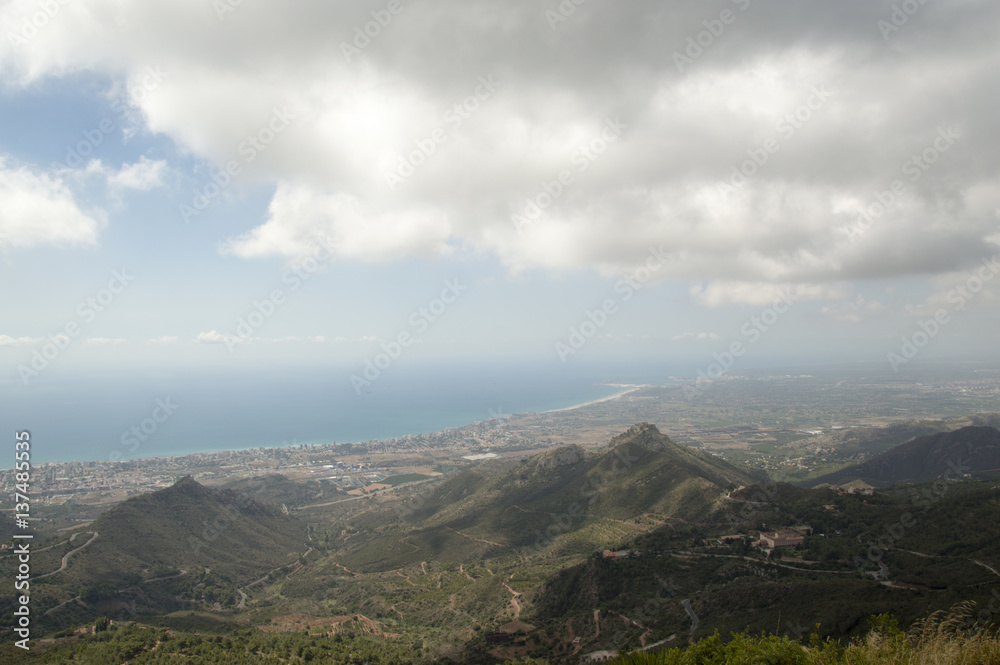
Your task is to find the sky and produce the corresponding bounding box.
[2,0,1000,397]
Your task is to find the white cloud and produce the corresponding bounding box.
[0,334,39,347]
[107,156,167,191]
[146,335,180,345]
[72,157,168,199]
[0,157,103,249]
[690,281,850,308]
[84,337,127,346]
[671,332,720,342]
[222,184,452,261]
[3,1,999,304]
[195,330,232,344]
[195,331,308,346]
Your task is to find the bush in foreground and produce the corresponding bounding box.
[611,604,1000,665]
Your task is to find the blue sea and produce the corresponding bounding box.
[2,360,691,464]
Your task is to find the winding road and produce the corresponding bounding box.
[681,599,699,635]
[36,531,99,580]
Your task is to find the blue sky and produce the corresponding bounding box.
[2,0,1000,396]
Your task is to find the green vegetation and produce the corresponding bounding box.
[809,425,1000,487]
[5,421,1000,664]
[0,476,308,635]
[0,622,419,664]
[609,606,1000,665]
[5,606,997,665]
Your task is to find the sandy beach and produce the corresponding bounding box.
[539,384,648,414]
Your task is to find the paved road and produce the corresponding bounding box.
[143,569,187,583]
[681,599,699,634]
[37,531,99,580]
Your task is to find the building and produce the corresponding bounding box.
[759,529,805,549]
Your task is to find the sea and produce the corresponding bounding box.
[3,360,693,464]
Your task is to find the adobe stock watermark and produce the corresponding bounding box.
[519,440,654,559]
[877,0,930,41]
[53,66,168,170]
[340,0,416,63]
[967,591,1000,631]
[483,406,510,434]
[392,476,441,523]
[721,480,779,533]
[672,0,752,73]
[188,474,279,556]
[854,458,969,577]
[221,240,338,352]
[545,0,587,30]
[844,127,960,243]
[350,279,468,394]
[594,578,685,655]
[887,255,999,372]
[512,116,628,233]
[110,398,180,462]
[385,75,501,191]
[717,85,833,198]
[683,290,794,399]
[555,246,673,363]
[179,106,297,224]
[17,269,135,386]
[5,0,74,49]
[212,0,245,21]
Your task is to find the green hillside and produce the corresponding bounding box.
[809,425,1000,487]
[5,424,1000,664]
[63,476,308,584]
[330,423,761,572]
[3,476,309,634]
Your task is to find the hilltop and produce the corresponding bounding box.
[71,475,308,582]
[24,476,309,631]
[330,423,761,572]
[220,472,326,508]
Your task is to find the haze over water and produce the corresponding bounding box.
[4,361,692,464]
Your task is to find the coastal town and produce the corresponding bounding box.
[4,369,998,527]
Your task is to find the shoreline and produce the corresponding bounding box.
[538,384,648,414]
[31,385,652,466]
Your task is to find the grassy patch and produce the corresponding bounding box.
[382,473,433,486]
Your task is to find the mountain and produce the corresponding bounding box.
[35,476,308,588]
[807,425,1000,488]
[11,424,1000,664]
[220,472,326,508]
[0,512,15,542]
[334,423,763,571]
[526,477,1000,660]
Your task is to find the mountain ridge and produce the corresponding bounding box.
[807,425,1000,488]
[36,475,307,588]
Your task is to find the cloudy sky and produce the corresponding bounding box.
[2,0,999,387]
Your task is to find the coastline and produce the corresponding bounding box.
[28,383,652,465]
[538,384,647,414]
